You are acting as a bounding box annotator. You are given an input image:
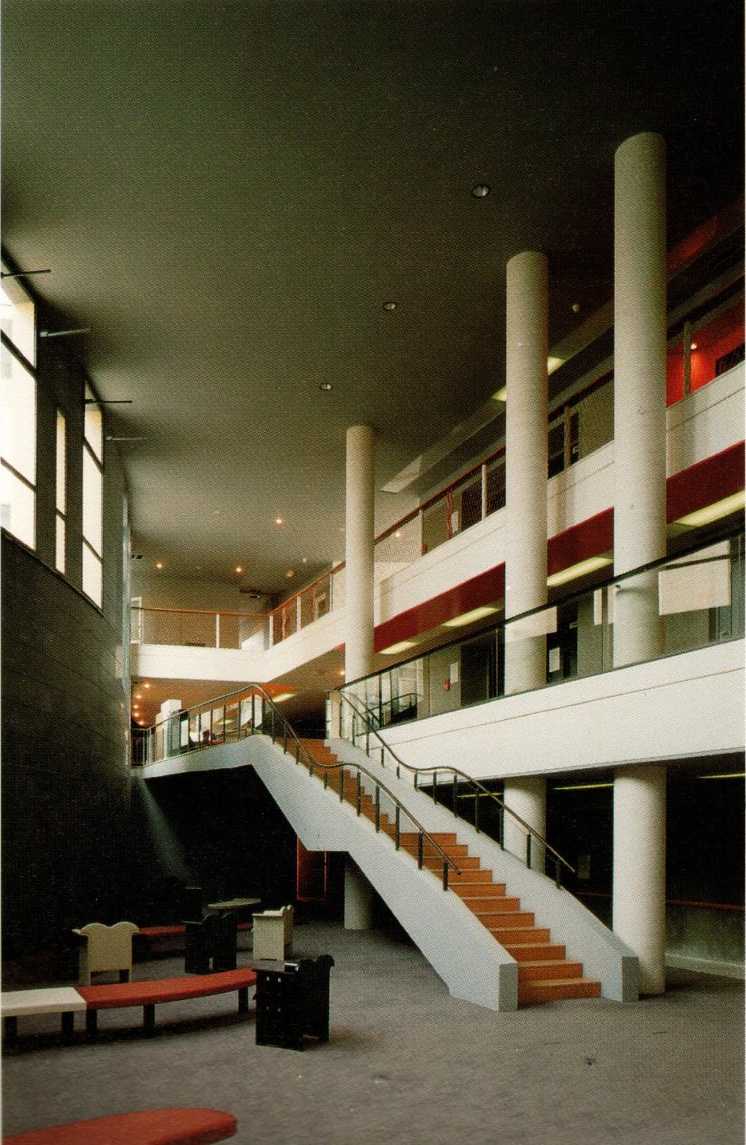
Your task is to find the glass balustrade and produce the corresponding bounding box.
[339,531,744,740]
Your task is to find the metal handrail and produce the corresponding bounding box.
[334,688,574,885]
[139,682,461,889]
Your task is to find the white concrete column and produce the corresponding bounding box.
[504,250,549,694]
[343,858,375,929]
[345,425,376,683]
[502,776,547,872]
[159,698,182,757]
[613,131,667,668]
[612,764,667,994]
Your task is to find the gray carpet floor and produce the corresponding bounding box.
[2,920,743,1145]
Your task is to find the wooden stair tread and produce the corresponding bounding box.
[521,977,600,988]
[302,740,602,1010]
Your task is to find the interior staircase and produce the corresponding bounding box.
[299,739,601,1007]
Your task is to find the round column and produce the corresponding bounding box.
[613,132,667,668]
[504,251,549,695]
[612,764,667,994]
[345,424,375,683]
[502,776,546,872]
[343,859,375,930]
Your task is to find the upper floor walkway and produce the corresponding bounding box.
[131,357,744,689]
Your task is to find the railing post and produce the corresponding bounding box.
[414,771,419,791]
[375,786,380,832]
[215,612,220,648]
[526,833,532,868]
[417,831,424,869]
[555,858,561,888]
[339,766,345,801]
[356,772,362,815]
[395,806,400,850]
[481,462,487,520]
[442,862,449,891]
[296,593,302,633]
[474,790,480,833]
[498,805,504,848]
[452,780,458,817]
[324,768,328,789]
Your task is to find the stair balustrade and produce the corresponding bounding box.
[138,683,461,892]
[333,689,574,888]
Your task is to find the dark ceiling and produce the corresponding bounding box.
[2,0,743,592]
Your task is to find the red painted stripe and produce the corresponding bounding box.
[547,510,613,576]
[374,565,505,652]
[371,443,744,649]
[666,441,744,522]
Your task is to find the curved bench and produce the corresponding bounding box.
[78,968,257,1036]
[3,1107,237,1144]
[2,970,257,1042]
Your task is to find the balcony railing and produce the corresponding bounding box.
[337,529,745,737]
[131,605,266,651]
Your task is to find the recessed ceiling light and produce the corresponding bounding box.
[286,569,295,578]
[471,183,490,198]
[382,301,397,311]
[338,669,345,677]
[275,516,284,526]
[143,683,151,689]
[319,382,333,391]
[690,341,698,350]
[394,530,401,538]
[675,491,745,528]
[273,692,295,703]
[443,605,499,628]
[380,640,419,655]
[547,555,613,587]
[235,566,243,574]
[155,561,164,570]
[301,557,308,564]
[134,693,142,700]
[571,302,581,313]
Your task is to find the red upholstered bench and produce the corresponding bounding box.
[3,1107,237,1144]
[78,969,257,1036]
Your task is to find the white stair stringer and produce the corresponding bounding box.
[248,734,518,1012]
[329,736,640,1003]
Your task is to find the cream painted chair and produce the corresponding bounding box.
[72,921,140,984]
[252,905,293,961]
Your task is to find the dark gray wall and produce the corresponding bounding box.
[2,308,133,970]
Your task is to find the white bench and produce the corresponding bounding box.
[2,987,87,1042]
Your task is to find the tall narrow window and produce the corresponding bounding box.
[82,383,103,606]
[0,341,36,549]
[55,410,67,572]
[0,270,35,366]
